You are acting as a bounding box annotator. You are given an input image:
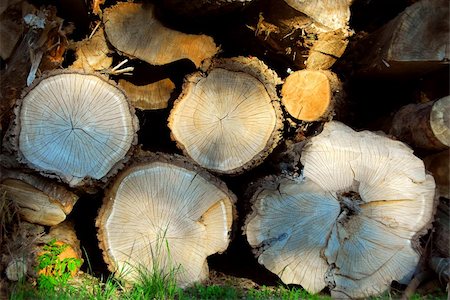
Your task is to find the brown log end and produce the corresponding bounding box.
[11,70,139,187]
[281,70,343,122]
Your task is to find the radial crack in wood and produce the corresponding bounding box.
[168,56,283,174]
[13,71,138,187]
[283,0,352,31]
[96,152,236,287]
[103,2,219,68]
[245,121,436,298]
[69,27,113,73]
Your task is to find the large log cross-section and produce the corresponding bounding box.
[13,71,138,187]
[245,121,436,298]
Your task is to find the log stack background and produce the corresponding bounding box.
[0,0,448,298]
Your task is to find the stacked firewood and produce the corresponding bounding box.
[0,0,448,298]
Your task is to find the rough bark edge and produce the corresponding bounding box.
[96,150,238,277]
[7,69,139,188]
[169,56,284,175]
[103,2,220,68]
[242,174,302,254]
[389,99,448,151]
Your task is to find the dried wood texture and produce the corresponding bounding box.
[97,153,236,287]
[283,0,351,31]
[161,0,254,16]
[390,96,449,151]
[245,121,436,298]
[0,177,78,226]
[103,2,218,68]
[356,0,449,76]
[250,1,349,69]
[14,71,138,187]
[281,70,343,121]
[6,258,27,281]
[434,200,449,257]
[168,56,283,174]
[0,15,23,60]
[118,79,175,110]
[70,27,112,72]
[424,150,449,199]
[305,30,349,70]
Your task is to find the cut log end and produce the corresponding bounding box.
[13,71,139,187]
[283,0,351,31]
[169,57,283,174]
[245,121,436,298]
[390,96,450,151]
[96,152,236,287]
[281,70,342,122]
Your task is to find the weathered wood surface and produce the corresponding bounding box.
[0,0,447,297]
[96,152,236,287]
[390,96,449,151]
[281,69,344,122]
[12,71,139,187]
[0,166,78,226]
[169,56,283,174]
[353,0,449,76]
[118,79,175,110]
[248,1,350,69]
[103,2,219,68]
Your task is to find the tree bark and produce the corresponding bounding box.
[424,150,449,199]
[433,199,449,257]
[103,2,219,68]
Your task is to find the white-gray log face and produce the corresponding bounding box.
[170,68,278,173]
[18,73,135,186]
[99,161,234,286]
[246,121,436,298]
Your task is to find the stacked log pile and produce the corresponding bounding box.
[0,0,448,298]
